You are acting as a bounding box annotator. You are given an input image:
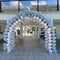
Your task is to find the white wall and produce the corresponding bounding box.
[0,14,16,20]
[0,23,6,31]
[0,20,7,32]
[56,25,60,39]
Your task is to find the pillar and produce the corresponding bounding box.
[20,23,23,39]
[57,0,59,11]
[18,0,20,12]
[36,26,40,39]
[34,26,37,39]
[37,0,39,12]
[0,1,2,12]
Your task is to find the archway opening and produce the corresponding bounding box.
[12,17,47,53]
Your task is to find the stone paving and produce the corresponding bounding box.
[0,36,60,60]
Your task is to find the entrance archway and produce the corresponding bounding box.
[3,8,57,53]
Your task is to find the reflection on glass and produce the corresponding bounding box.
[1,0,59,12]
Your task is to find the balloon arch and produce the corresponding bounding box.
[3,8,57,53]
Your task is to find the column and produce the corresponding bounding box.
[38,26,41,39]
[0,1,2,12]
[20,23,23,39]
[35,26,37,39]
[57,0,59,11]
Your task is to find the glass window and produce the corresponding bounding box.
[2,1,18,13]
[20,1,37,11]
[38,0,57,11]
[1,0,59,12]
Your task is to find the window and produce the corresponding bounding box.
[0,0,59,12]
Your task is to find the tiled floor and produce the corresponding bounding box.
[0,36,60,60]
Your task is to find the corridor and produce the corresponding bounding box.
[15,36,46,53]
[0,36,60,60]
